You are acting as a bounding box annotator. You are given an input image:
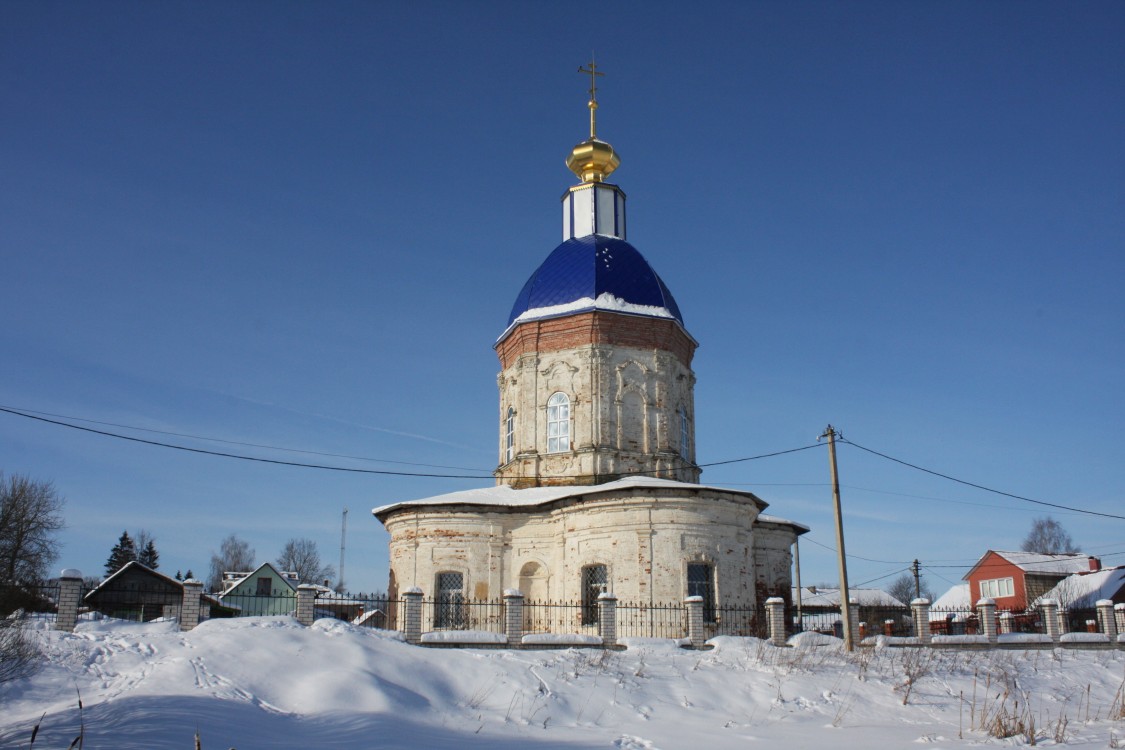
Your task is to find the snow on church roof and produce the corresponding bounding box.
[372,476,808,532]
[503,235,683,333]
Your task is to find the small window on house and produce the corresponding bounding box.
[435,571,465,629]
[505,407,515,463]
[547,393,570,453]
[255,577,272,596]
[687,563,716,622]
[979,577,1015,599]
[581,564,608,625]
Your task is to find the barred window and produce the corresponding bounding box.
[581,564,608,625]
[547,393,570,453]
[435,572,465,629]
[687,563,715,622]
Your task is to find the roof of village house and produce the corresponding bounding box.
[964,550,1098,579]
[85,561,223,607]
[1034,566,1125,609]
[220,562,300,595]
[930,583,972,612]
[373,476,807,532]
[793,586,905,608]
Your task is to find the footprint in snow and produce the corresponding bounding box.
[614,736,660,749]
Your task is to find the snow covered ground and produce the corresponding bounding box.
[2,617,1123,749]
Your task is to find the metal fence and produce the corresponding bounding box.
[416,597,506,633]
[707,603,763,638]
[1,581,60,622]
[616,601,687,639]
[523,599,587,634]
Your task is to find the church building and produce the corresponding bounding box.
[373,69,807,632]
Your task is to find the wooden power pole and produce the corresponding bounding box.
[821,424,853,651]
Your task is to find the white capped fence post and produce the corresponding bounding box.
[765,597,787,647]
[597,592,617,646]
[977,598,997,644]
[504,589,524,645]
[684,596,705,647]
[180,580,203,631]
[296,584,317,626]
[911,598,931,643]
[55,568,83,633]
[848,598,860,645]
[1096,600,1116,638]
[998,611,1013,635]
[1041,599,1060,641]
[403,588,423,645]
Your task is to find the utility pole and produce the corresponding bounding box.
[912,559,921,601]
[820,424,853,651]
[794,537,804,631]
[339,507,348,593]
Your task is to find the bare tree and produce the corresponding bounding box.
[276,538,335,585]
[207,534,255,592]
[886,573,934,605]
[1020,516,1078,555]
[0,473,65,585]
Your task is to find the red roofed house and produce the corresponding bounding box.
[964,550,1101,611]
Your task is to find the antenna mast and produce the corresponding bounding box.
[339,507,348,592]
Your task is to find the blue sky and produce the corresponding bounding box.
[2,1,1123,597]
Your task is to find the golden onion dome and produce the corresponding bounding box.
[566,135,620,183]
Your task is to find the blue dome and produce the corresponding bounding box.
[507,236,684,327]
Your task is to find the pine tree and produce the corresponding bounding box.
[184,569,194,580]
[104,531,137,577]
[137,539,159,569]
[175,570,183,581]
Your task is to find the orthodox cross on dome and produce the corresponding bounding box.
[578,58,604,139]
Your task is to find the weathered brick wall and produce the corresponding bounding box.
[494,313,700,487]
[383,487,767,609]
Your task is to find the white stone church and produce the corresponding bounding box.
[373,80,807,630]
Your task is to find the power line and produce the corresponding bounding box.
[840,437,1125,521]
[0,405,821,483]
[801,535,913,565]
[0,405,486,472]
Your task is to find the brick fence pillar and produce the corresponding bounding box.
[684,596,705,647]
[55,569,83,633]
[180,580,203,631]
[1041,599,1060,641]
[296,584,317,626]
[998,611,1014,635]
[911,598,931,643]
[977,598,997,644]
[1095,600,1117,639]
[597,592,617,646]
[403,587,423,645]
[765,597,787,647]
[1115,603,1125,634]
[1059,606,1070,635]
[848,598,861,645]
[504,589,524,645]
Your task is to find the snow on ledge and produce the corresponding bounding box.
[932,635,991,645]
[1059,632,1110,644]
[511,292,675,327]
[521,633,603,646]
[997,633,1054,644]
[420,630,508,644]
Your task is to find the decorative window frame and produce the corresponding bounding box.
[546,392,571,454]
[679,406,691,458]
[504,407,516,463]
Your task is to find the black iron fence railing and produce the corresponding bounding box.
[523,600,586,634]
[615,601,687,640]
[1,581,60,621]
[418,597,506,632]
